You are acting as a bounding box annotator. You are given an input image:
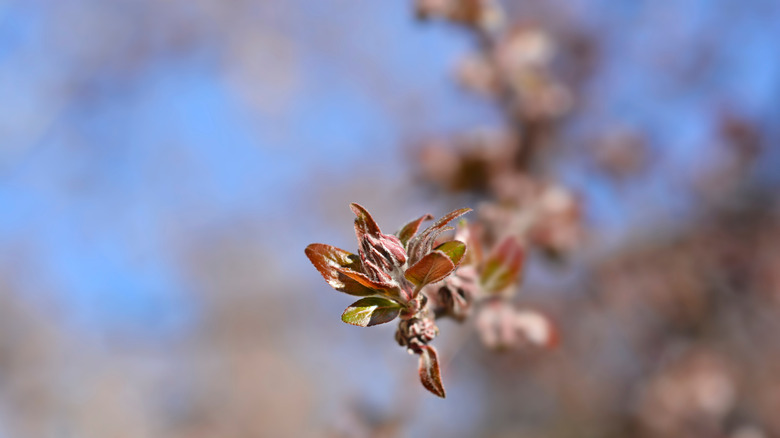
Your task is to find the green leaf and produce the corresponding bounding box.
[404,250,456,287]
[396,213,434,247]
[418,345,446,398]
[341,297,402,327]
[434,240,467,268]
[305,243,376,296]
[479,236,525,294]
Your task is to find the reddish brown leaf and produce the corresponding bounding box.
[418,345,446,398]
[425,207,472,237]
[404,250,456,287]
[335,266,397,292]
[350,203,382,240]
[305,243,376,296]
[396,213,434,247]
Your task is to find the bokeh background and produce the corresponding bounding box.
[1,0,779,437]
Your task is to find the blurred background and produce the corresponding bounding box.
[0,0,779,437]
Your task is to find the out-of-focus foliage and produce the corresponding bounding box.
[403,0,780,437]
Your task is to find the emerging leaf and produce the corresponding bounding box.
[425,207,473,236]
[407,207,471,265]
[405,250,456,288]
[434,240,467,268]
[418,345,446,398]
[350,203,409,280]
[350,202,382,240]
[396,213,434,247]
[305,244,376,296]
[480,236,525,294]
[341,297,402,327]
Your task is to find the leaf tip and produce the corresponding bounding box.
[418,345,446,398]
[349,202,364,214]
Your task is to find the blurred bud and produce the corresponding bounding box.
[417,129,516,193]
[417,140,461,190]
[415,0,505,34]
[475,299,557,350]
[529,184,583,256]
[488,172,536,203]
[512,309,558,348]
[493,27,573,121]
[637,349,736,436]
[495,27,555,73]
[456,53,500,96]
[592,128,649,180]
